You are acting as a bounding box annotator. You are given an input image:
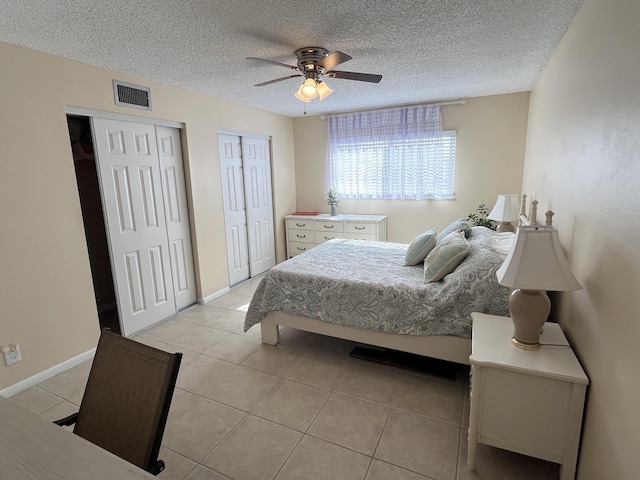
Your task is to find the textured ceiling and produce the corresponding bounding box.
[0,0,583,118]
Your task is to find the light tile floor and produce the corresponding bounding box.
[10,276,560,480]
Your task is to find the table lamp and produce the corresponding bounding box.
[496,225,582,350]
[488,194,521,232]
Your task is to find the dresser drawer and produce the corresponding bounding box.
[288,229,314,244]
[315,231,344,244]
[345,222,377,235]
[286,218,314,231]
[315,220,344,233]
[345,232,377,241]
[288,241,313,256]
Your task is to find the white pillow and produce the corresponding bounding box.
[423,231,470,283]
[404,228,438,265]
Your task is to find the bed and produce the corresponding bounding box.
[244,220,516,365]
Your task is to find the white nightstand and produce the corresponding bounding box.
[468,313,588,480]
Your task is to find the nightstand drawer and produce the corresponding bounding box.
[286,218,314,231]
[288,229,314,243]
[315,231,344,244]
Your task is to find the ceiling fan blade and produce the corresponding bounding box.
[317,51,352,70]
[246,57,299,71]
[254,74,302,87]
[326,70,382,83]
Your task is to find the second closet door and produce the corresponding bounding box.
[241,136,275,277]
[219,133,275,285]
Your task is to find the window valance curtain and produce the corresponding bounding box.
[327,103,443,141]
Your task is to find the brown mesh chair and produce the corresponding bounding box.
[55,329,182,475]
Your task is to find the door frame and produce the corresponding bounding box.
[66,106,183,130]
[66,106,198,333]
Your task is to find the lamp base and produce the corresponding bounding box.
[511,337,542,350]
[508,289,551,350]
[496,222,515,233]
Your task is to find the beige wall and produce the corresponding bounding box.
[522,0,640,477]
[292,93,529,243]
[0,41,296,391]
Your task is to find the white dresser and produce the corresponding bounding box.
[285,214,387,257]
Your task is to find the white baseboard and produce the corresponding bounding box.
[0,348,96,398]
[2,286,231,398]
[199,286,230,304]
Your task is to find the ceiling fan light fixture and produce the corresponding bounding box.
[317,80,333,101]
[294,86,310,102]
[249,47,381,104]
[300,78,318,100]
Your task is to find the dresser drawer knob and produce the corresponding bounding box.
[323,224,334,229]
[296,234,306,238]
[355,226,365,230]
[296,223,306,227]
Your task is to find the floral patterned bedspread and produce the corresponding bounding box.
[244,227,509,337]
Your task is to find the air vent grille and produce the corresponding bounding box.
[113,80,152,110]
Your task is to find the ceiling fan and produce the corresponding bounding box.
[247,47,382,102]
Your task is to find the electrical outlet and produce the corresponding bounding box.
[2,343,21,366]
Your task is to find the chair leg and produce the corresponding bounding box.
[53,412,79,427]
[147,460,165,476]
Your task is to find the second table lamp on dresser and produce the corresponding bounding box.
[487,194,521,233]
[496,224,582,350]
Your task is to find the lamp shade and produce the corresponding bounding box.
[316,81,333,101]
[294,85,310,102]
[300,78,318,99]
[496,226,582,291]
[488,194,520,222]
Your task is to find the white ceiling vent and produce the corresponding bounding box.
[113,80,152,110]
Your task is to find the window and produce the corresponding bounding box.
[326,104,456,200]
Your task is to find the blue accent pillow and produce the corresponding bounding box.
[424,231,471,283]
[404,228,438,265]
[438,219,471,243]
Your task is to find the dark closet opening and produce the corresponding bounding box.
[67,115,120,334]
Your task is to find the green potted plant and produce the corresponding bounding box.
[467,203,496,230]
[326,187,341,216]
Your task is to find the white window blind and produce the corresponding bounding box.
[326,104,456,200]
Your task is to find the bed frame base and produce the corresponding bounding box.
[260,311,471,365]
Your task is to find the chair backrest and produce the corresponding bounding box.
[73,330,182,475]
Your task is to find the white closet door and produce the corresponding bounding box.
[92,118,176,336]
[156,126,197,311]
[241,136,276,276]
[218,134,250,285]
